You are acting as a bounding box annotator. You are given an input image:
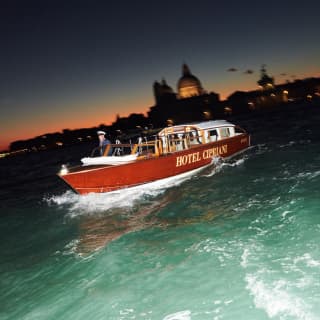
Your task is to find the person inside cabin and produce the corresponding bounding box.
[113,138,122,156]
[137,136,143,154]
[174,134,182,151]
[97,131,112,156]
[181,134,187,149]
[190,131,201,144]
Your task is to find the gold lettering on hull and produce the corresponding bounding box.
[176,151,201,167]
[176,145,228,167]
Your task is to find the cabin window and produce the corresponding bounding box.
[209,129,218,137]
[219,127,230,138]
[208,129,218,141]
[171,134,184,151]
[189,131,201,145]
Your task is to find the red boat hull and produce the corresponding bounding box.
[59,134,250,194]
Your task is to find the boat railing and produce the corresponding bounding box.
[90,143,134,157]
[106,143,135,157]
[167,136,189,152]
[90,141,158,157]
[131,141,158,157]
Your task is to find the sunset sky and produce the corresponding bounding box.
[1,0,320,150]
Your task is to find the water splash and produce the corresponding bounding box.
[46,188,159,217]
[245,274,315,319]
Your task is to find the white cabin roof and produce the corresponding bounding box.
[193,120,234,130]
[158,120,234,136]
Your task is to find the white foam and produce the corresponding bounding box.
[46,189,140,216]
[245,274,315,319]
[163,310,191,320]
[281,210,291,218]
[241,248,250,268]
[203,162,224,177]
[297,170,320,180]
[294,253,320,268]
[119,308,134,316]
[204,154,247,177]
[222,157,245,167]
[279,141,296,148]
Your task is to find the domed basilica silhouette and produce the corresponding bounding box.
[149,64,220,126]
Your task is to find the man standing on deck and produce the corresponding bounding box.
[97,131,111,156]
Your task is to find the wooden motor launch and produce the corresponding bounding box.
[57,120,251,194]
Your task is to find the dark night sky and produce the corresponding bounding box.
[1,0,320,150]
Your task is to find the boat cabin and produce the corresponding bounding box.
[156,120,241,154]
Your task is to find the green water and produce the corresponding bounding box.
[1,107,320,319]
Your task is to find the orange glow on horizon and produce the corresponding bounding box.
[1,103,151,151]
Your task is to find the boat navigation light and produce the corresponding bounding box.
[59,164,69,175]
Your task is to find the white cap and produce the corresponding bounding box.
[97,130,106,135]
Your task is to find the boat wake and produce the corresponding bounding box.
[46,160,229,256]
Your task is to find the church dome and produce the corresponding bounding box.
[177,64,204,98]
